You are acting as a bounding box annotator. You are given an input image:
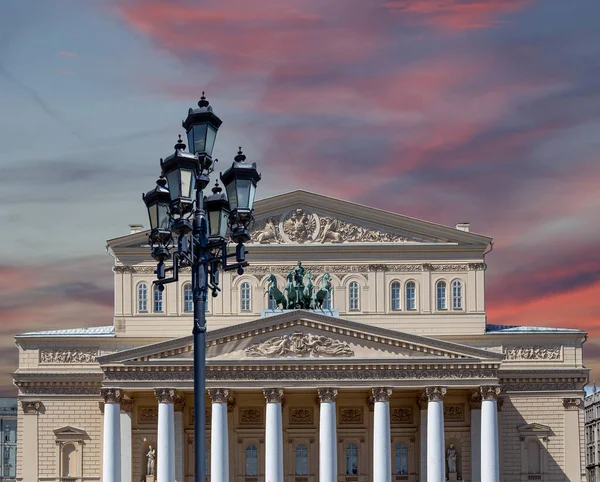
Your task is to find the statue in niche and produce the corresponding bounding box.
[446,443,457,474]
[146,445,156,476]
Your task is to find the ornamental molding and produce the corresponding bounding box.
[444,404,465,421]
[503,346,561,361]
[21,401,42,414]
[426,386,446,402]
[104,367,499,382]
[138,407,158,423]
[391,407,413,423]
[245,332,354,358]
[120,398,134,413]
[417,393,428,409]
[155,388,178,404]
[100,388,122,404]
[40,348,99,364]
[503,382,580,392]
[17,385,101,395]
[263,388,284,404]
[317,387,338,403]
[289,408,313,424]
[240,408,263,425]
[249,209,418,245]
[563,398,582,410]
[340,408,363,424]
[208,388,230,404]
[469,390,482,409]
[372,387,392,403]
[480,385,502,401]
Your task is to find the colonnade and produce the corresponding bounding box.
[100,385,501,482]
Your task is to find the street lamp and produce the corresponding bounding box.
[143,93,260,482]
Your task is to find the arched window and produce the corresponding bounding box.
[436,281,447,310]
[245,445,258,476]
[153,285,163,313]
[345,443,358,475]
[241,282,251,311]
[295,444,309,475]
[395,443,408,475]
[451,279,463,310]
[183,284,193,312]
[527,440,541,474]
[61,444,77,477]
[348,281,359,311]
[137,283,148,312]
[406,281,416,311]
[322,288,333,310]
[391,281,401,311]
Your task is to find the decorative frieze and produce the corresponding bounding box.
[504,346,561,361]
[391,407,413,423]
[317,387,338,403]
[21,401,41,414]
[39,348,99,364]
[263,388,284,403]
[480,386,501,401]
[563,398,582,410]
[371,387,392,403]
[503,382,580,392]
[100,388,122,404]
[208,388,230,403]
[246,332,354,358]
[18,385,101,396]
[139,407,158,423]
[444,405,464,421]
[340,408,363,424]
[240,408,263,425]
[425,387,446,402]
[155,388,178,404]
[289,408,313,424]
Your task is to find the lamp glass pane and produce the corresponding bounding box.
[220,210,229,237]
[208,210,220,237]
[205,125,217,156]
[148,204,158,230]
[165,170,180,201]
[186,130,194,154]
[248,182,256,210]
[192,124,207,154]
[226,181,238,211]
[158,203,170,230]
[180,169,194,199]
[236,179,252,210]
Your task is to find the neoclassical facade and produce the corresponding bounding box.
[13,191,588,482]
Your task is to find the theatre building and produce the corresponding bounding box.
[13,191,588,481]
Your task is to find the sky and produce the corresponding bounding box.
[0,0,599,395]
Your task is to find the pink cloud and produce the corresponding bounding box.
[59,51,78,57]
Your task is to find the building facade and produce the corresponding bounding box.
[0,399,17,481]
[13,191,588,482]
[585,388,600,481]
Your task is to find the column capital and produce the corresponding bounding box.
[208,388,230,403]
[21,400,42,414]
[480,385,501,401]
[121,397,135,413]
[425,386,446,402]
[469,390,482,409]
[563,397,582,410]
[417,392,428,409]
[100,388,122,404]
[371,387,392,403]
[317,387,338,403]
[174,394,186,412]
[155,388,178,404]
[263,388,284,404]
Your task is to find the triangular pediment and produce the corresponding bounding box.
[53,425,87,437]
[107,190,491,250]
[517,423,552,435]
[98,311,502,366]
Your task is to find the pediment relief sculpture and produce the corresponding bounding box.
[249,208,416,244]
[245,331,354,358]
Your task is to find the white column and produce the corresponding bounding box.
[470,391,481,482]
[209,389,230,482]
[480,386,500,482]
[372,388,392,482]
[426,387,446,482]
[101,388,122,482]
[120,399,134,482]
[174,396,186,482]
[418,395,427,482]
[318,388,338,482]
[156,388,177,482]
[264,388,284,482]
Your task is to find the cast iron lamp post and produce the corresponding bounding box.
[142,93,261,482]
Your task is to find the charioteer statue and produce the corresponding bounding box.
[265,261,332,310]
